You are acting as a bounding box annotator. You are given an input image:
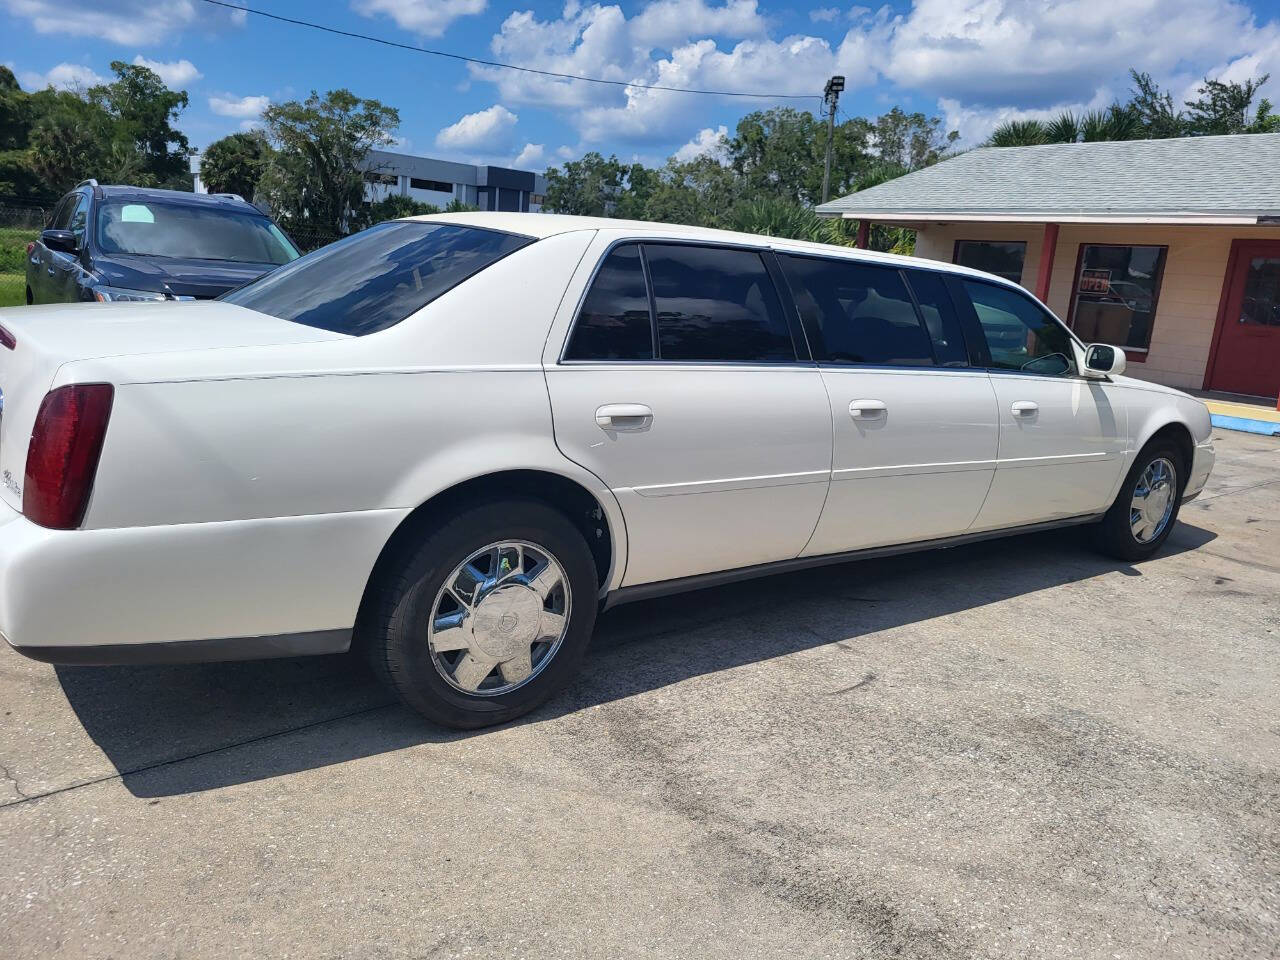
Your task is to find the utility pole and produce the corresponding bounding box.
[821,75,845,204]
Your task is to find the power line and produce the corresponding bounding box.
[200,0,820,101]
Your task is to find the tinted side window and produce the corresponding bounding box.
[902,270,968,366]
[68,193,91,248]
[961,279,1076,377]
[48,194,73,230]
[645,244,795,363]
[780,254,933,366]
[565,244,653,360]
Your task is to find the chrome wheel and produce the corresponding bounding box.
[427,540,571,696]
[1130,457,1177,544]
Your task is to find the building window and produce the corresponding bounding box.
[364,172,397,186]
[1070,244,1167,351]
[410,177,454,193]
[530,194,545,205]
[954,240,1026,284]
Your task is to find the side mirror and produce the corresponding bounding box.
[40,229,78,255]
[1083,343,1126,378]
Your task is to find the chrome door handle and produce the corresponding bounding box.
[849,399,887,420]
[1012,401,1039,418]
[47,267,56,276]
[595,403,653,430]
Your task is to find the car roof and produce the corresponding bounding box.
[96,185,264,213]
[407,211,1026,288]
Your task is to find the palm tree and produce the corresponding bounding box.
[1044,111,1081,143]
[1081,105,1141,142]
[988,119,1047,147]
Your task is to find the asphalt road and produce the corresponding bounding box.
[2,429,1277,959]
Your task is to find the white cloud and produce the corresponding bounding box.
[513,142,546,169]
[17,62,104,91]
[352,0,487,37]
[673,124,728,162]
[1,0,242,46]
[209,94,271,119]
[809,7,839,22]
[473,2,891,146]
[435,104,519,151]
[936,90,1114,146]
[131,55,201,88]
[884,0,1267,108]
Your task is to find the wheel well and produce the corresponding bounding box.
[1145,422,1194,476]
[364,470,615,601]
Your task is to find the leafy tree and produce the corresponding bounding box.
[26,90,116,193]
[444,197,479,213]
[872,107,958,171]
[642,155,739,228]
[1185,73,1280,135]
[1126,70,1185,138]
[257,88,400,237]
[363,193,439,225]
[201,131,272,199]
[89,61,191,189]
[544,152,627,216]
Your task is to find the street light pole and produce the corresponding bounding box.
[821,75,845,205]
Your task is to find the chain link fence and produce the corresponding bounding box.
[0,204,47,299]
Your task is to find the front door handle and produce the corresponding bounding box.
[849,399,887,420]
[595,403,653,430]
[1012,401,1039,418]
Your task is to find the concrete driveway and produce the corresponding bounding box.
[2,429,1277,959]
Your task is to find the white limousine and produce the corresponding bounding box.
[0,213,1215,727]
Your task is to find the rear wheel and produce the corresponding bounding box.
[25,285,33,305]
[360,498,598,728]
[1092,440,1185,561]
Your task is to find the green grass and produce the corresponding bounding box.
[0,273,27,308]
[0,226,37,274]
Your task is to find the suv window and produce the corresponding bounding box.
[780,254,935,366]
[645,244,795,363]
[564,244,653,360]
[961,279,1077,376]
[48,194,74,231]
[222,220,533,336]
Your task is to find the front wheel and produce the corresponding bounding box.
[360,498,598,729]
[1092,440,1185,561]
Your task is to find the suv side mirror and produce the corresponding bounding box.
[1083,343,1126,378]
[40,229,78,255]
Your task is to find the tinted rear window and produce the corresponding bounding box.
[780,254,934,366]
[222,221,533,336]
[564,243,653,360]
[646,244,795,363]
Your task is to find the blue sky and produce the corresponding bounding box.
[5,0,1280,172]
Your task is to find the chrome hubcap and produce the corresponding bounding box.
[428,540,571,696]
[1130,457,1177,544]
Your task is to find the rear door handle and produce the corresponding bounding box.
[595,403,653,430]
[849,399,887,420]
[1011,401,1039,418]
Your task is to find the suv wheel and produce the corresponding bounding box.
[1092,439,1185,562]
[361,498,598,728]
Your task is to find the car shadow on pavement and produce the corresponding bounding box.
[55,521,1217,798]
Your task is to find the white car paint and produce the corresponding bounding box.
[0,212,1214,661]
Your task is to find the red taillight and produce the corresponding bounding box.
[0,324,14,350]
[23,384,114,530]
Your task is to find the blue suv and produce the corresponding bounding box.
[26,181,299,304]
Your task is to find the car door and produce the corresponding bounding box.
[955,277,1127,530]
[777,254,1000,556]
[544,237,833,587]
[29,194,72,304]
[51,191,91,302]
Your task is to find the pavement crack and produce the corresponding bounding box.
[0,700,397,811]
[829,671,877,695]
[0,760,29,800]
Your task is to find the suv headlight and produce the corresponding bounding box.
[93,286,168,303]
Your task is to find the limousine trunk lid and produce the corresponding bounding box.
[0,300,348,515]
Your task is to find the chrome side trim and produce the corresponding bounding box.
[602,513,1104,609]
[832,459,996,480]
[629,469,831,498]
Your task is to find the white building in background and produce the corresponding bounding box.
[362,150,547,212]
[191,148,548,213]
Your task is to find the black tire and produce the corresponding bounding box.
[359,498,598,729]
[1092,439,1186,562]
[25,286,33,305]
